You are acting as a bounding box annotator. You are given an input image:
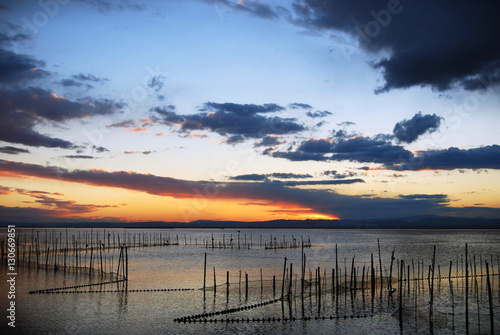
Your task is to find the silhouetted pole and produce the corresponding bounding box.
[350,256,355,291]
[371,253,375,294]
[203,253,207,294]
[430,246,436,320]
[214,267,217,295]
[378,239,383,289]
[389,249,395,290]
[125,245,128,281]
[335,244,339,296]
[245,272,248,298]
[399,259,403,329]
[486,261,494,334]
[465,243,469,333]
[281,257,287,299]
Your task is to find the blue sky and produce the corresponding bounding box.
[0,0,499,223]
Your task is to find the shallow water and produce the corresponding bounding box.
[1,228,500,334]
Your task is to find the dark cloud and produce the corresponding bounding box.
[269,173,312,179]
[399,194,448,201]
[230,174,269,181]
[290,1,500,92]
[64,155,95,159]
[0,205,127,223]
[254,135,285,147]
[0,187,120,222]
[275,178,364,187]
[270,133,500,171]
[389,145,500,171]
[306,110,332,118]
[226,135,245,144]
[331,129,357,139]
[93,145,108,153]
[0,48,49,86]
[288,103,313,109]
[0,87,123,148]
[72,73,108,83]
[0,87,123,121]
[0,31,30,47]
[199,102,285,116]
[147,74,165,93]
[0,109,75,149]
[150,105,182,122]
[106,119,136,128]
[238,0,278,19]
[60,78,88,88]
[153,102,305,141]
[226,1,500,92]
[0,186,12,195]
[230,172,313,181]
[322,170,358,179]
[76,0,146,14]
[270,150,327,162]
[302,136,412,164]
[202,0,279,19]
[393,112,442,143]
[61,73,108,88]
[3,159,497,219]
[0,146,30,155]
[337,121,356,127]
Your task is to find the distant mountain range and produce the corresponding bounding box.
[2,215,499,229]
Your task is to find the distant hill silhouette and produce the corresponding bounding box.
[2,215,499,229]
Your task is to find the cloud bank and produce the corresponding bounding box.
[2,159,498,220]
[152,102,305,142]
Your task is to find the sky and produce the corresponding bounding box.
[0,0,499,223]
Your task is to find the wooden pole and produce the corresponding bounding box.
[486,261,494,334]
[377,239,383,290]
[245,272,248,298]
[362,265,365,292]
[389,249,395,290]
[371,253,375,294]
[281,257,287,299]
[317,266,321,307]
[100,241,103,275]
[203,253,207,293]
[213,267,217,294]
[465,243,469,332]
[335,244,339,297]
[350,256,355,291]
[399,259,403,329]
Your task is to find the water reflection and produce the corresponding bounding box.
[2,228,500,334]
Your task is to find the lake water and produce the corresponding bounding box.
[1,228,499,334]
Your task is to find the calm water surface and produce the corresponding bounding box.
[1,228,500,334]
